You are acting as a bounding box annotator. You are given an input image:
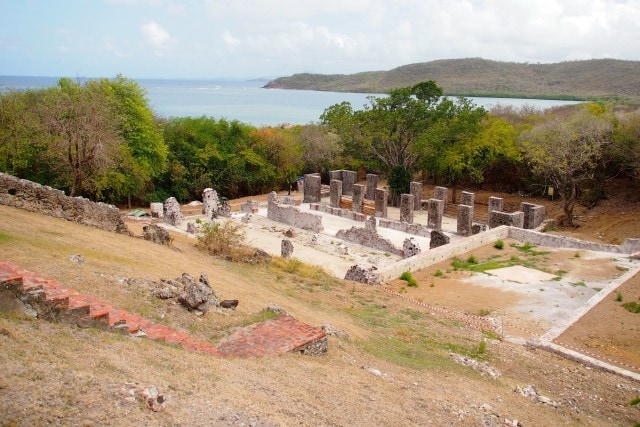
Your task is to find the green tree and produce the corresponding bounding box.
[388,165,412,205]
[519,104,614,226]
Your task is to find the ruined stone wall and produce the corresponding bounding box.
[267,192,323,233]
[336,217,402,256]
[508,228,640,254]
[0,172,127,233]
[309,203,366,222]
[303,173,322,203]
[520,202,546,229]
[488,211,524,228]
[378,219,431,237]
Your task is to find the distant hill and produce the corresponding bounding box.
[264,58,640,100]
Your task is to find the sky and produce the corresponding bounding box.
[1,0,639,79]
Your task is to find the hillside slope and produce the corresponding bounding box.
[1,205,639,425]
[264,58,640,99]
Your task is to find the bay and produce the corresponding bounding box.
[1,75,580,127]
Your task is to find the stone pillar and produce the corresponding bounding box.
[374,188,387,218]
[303,173,322,203]
[352,184,365,214]
[400,194,415,224]
[460,191,475,207]
[341,170,357,196]
[427,198,444,231]
[202,188,219,217]
[457,204,474,237]
[521,202,546,229]
[434,186,448,208]
[330,179,342,208]
[488,196,504,213]
[410,181,423,210]
[150,202,164,218]
[163,197,183,226]
[365,174,378,200]
[281,239,294,258]
[365,215,377,232]
[329,170,342,183]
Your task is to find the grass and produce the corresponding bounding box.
[630,397,640,406]
[451,255,534,273]
[616,291,623,302]
[570,281,586,287]
[433,269,444,277]
[494,240,504,250]
[512,241,550,256]
[621,301,640,313]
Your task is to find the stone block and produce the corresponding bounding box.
[303,173,322,203]
[520,202,546,229]
[330,179,342,208]
[457,204,474,237]
[460,191,475,206]
[400,194,414,223]
[374,188,388,218]
[341,170,357,196]
[434,186,448,207]
[344,265,380,285]
[488,196,503,213]
[281,239,294,258]
[410,181,423,210]
[488,211,524,228]
[365,174,378,200]
[150,202,164,218]
[352,184,365,213]
[164,197,183,226]
[202,188,219,217]
[427,198,444,231]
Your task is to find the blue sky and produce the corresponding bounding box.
[2,0,639,79]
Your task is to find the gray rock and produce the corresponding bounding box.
[143,224,171,245]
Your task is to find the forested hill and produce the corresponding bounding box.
[263,58,640,100]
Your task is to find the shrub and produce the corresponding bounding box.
[434,269,444,277]
[400,271,418,287]
[622,301,640,313]
[616,291,623,302]
[494,240,504,250]
[467,255,478,264]
[196,220,255,262]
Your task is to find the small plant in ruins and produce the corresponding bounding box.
[400,271,418,287]
[494,240,504,250]
[196,220,251,261]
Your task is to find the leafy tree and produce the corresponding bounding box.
[249,127,302,194]
[519,104,614,226]
[296,124,342,177]
[388,165,412,205]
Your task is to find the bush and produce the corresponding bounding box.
[494,240,504,250]
[467,255,478,264]
[196,220,253,262]
[622,301,640,313]
[616,291,623,302]
[434,269,444,277]
[400,271,418,287]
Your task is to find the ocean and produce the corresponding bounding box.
[0,75,580,127]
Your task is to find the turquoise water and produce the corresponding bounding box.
[1,76,580,127]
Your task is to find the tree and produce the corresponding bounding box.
[296,124,342,177]
[42,78,121,197]
[388,165,412,205]
[519,104,614,226]
[249,127,303,195]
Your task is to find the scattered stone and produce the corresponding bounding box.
[219,299,239,309]
[186,222,198,234]
[241,214,252,224]
[514,385,560,407]
[284,228,295,238]
[142,224,171,245]
[362,366,385,377]
[123,382,167,412]
[630,252,640,260]
[281,239,294,258]
[218,201,232,218]
[249,249,272,264]
[266,304,284,313]
[311,234,320,245]
[344,265,380,285]
[450,353,500,379]
[322,323,349,338]
[69,254,85,265]
[403,237,421,258]
[176,273,217,313]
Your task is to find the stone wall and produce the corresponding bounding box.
[309,203,366,222]
[330,170,357,196]
[378,218,431,237]
[267,192,323,233]
[365,174,378,200]
[336,217,402,256]
[520,202,546,229]
[508,228,640,254]
[488,210,524,228]
[0,172,127,233]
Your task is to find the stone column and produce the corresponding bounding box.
[281,239,294,258]
[434,186,448,208]
[330,179,343,208]
[374,188,388,218]
[400,194,415,223]
[457,204,473,237]
[520,202,546,229]
[202,188,219,217]
[460,191,475,207]
[427,198,444,231]
[150,202,164,218]
[352,184,365,214]
[365,174,378,200]
[303,173,322,203]
[410,181,423,210]
[341,170,357,196]
[488,196,504,213]
[164,197,183,226]
[330,170,342,183]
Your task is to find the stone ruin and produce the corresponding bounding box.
[521,202,546,229]
[427,198,444,231]
[487,196,546,229]
[336,216,403,257]
[143,224,171,245]
[281,239,294,258]
[400,194,415,223]
[352,184,365,214]
[240,200,260,214]
[429,230,450,249]
[374,188,388,218]
[202,188,219,217]
[344,265,380,285]
[330,170,357,196]
[267,191,323,233]
[410,181,423,210]
[403,237,422,257]
[163,197,183,226]
[330,179,343,208]
[434,186,448,208]
[0,172,128,234]
[457,204,474,237]
[153,272,218,314]
[365,174,378,200]
[303,173,322,203]
[186,222,198,234]
[150,202,164,218]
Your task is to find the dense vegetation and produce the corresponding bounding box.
[1,76,639,226]
[264,58,640,100]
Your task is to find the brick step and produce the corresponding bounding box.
[0,261,326,358]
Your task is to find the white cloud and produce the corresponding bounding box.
[140,20,174,53]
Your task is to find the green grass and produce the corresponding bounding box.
[0,230,12,243]
[433,269,444,277]
[451,255,534,272]
[512,241,550,256]
[493,240,504,250]
[570,281,586,287]
[622,301,640,313]
[616,291,623,302]
[630,397,640,406]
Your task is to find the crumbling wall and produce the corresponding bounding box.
[303,173,322,203]
[267,192,323,232]
[520,202,546,229]
[0,172,127,233]
[309,203,366,222]
[378,218,431,237]
[336,217,402,256]
[488,210,524,228]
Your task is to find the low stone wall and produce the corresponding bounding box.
[0,172,127,233]
[378,218,431,237]
[267,192,323,233]
[309,203,366,222]
[336,217,403,256]
[508,228,640,254]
